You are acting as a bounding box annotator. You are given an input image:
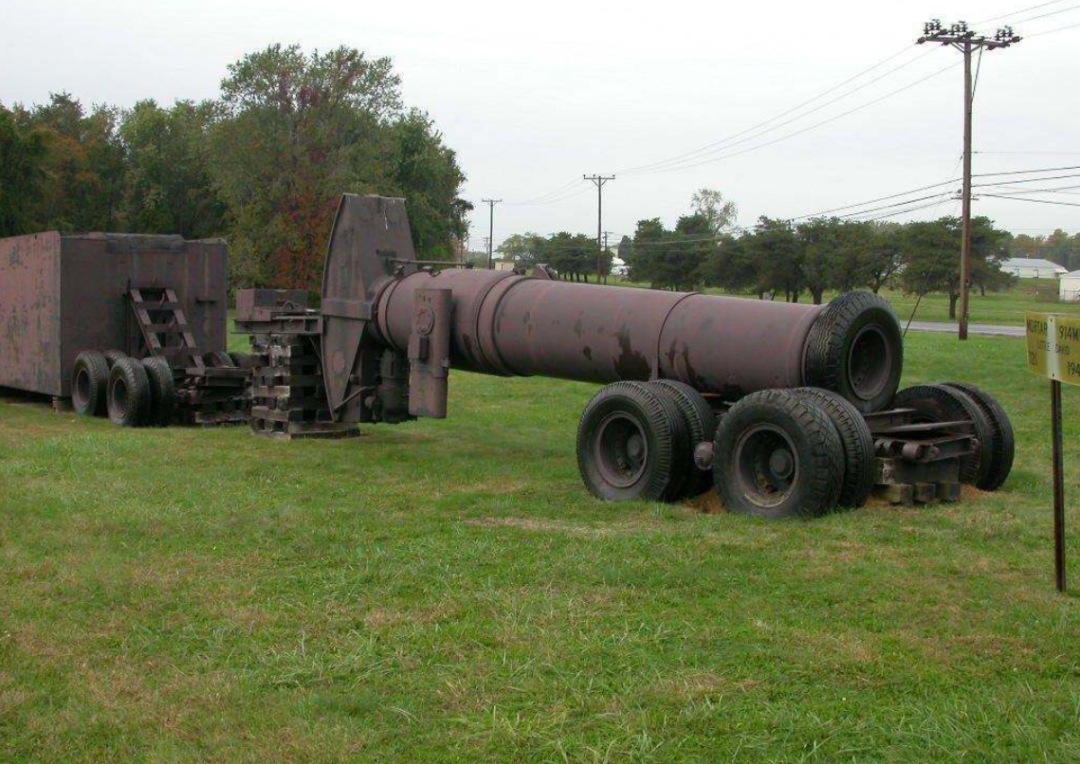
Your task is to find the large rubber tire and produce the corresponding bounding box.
[141,357,177,427]
[892,384,994,486]
[712,389,844,519]
[803,291,903,414]
[793,387,876,508]
[107,357,153,427]
[71,350,109,416]
[652,379,718,499]
[103,349,128,369]
[577,381,690,503]
[205,351,235,368]
[942,382,1015,491]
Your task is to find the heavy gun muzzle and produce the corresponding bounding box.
[321,195,902,422]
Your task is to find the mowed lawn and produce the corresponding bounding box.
[1,331,1079,763]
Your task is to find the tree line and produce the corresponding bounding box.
[496,189,1018,319]
[1009,229,1080,271]
[0,45,469,290]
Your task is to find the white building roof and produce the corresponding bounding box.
[1002,257,1068,272]
[1063,270,1080,278]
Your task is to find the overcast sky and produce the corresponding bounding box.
[3,1,1078,249]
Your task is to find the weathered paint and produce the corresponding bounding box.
[0,232,228,397]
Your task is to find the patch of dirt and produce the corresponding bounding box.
[466,516,622,538]
[683,493,725,514]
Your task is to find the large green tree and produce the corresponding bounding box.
[17,93,127,233]
[210,44,402,288]
[120,99,225,239]
[900,216,1012,318]
[0,104,48,236]
[386,109,469,260]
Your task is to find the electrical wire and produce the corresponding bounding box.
[1025,19,1080,36]
[1012,3,1080,24]
[616,46,932,176]
[791,178,960,220]
[977,0,1069,24]
[854,198,959,222]
[835,192,958,219]
[979,193,1080,207]
[623,60,961,177]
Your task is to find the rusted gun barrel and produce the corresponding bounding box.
[321,195,903,423]
[316,195,1013,518]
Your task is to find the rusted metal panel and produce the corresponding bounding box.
[236,288,308,322]
[407,288,452,418]
[0,233,63,396]
[0,231,228,397]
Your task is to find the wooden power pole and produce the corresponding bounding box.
[918,20,1020,340]
[482,199,502,269]
[584,175,615,281]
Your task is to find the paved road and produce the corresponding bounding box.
[905,320,1024,338]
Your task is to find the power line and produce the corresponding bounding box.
[791,177,961,220]
[623,60,961,177]
[980,193,1080,207]
[977,0,1069,24]
[616,46,933,176]
[1011,3,1080,24]
[1026,19,1080,36]
[855,197,960,222]
[974,163,1080,177]
[976,150,1080,155]
[835,191,958,219]
[974,171,1080,188]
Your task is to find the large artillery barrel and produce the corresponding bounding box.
[320,195,903,422]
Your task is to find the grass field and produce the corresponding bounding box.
[612,277,1080,327]
[2,331,1079,763]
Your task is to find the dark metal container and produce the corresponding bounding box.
[0,232,228,397]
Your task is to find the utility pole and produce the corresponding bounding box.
[584,175,615,282]
[482,199,502,269]
[918,19,1020,340]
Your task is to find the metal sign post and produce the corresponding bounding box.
[1026,312,1080,593]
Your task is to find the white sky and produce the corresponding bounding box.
[2,0,1079,249]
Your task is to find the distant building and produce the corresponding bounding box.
[1001,257,1068,279]
[1060,270,1080,302]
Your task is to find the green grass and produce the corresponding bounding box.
[2,332,1079,763]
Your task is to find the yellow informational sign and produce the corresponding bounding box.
[1027,312,1080,386]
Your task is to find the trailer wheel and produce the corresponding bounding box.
[793,387,876,508]
[205,351,235,368]
[892,384,994,486]
[804,291,903,414]
[107,357,153,427]
[71,351,110,416]
[577,381,689,502]
[103,349,128,369]
[712,389,844,519]
[141,357,176,427]
[652,380,718,498]
[942,382,1015,491]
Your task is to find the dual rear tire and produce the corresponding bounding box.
[71,351,175,427]
[577,381,877,518]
